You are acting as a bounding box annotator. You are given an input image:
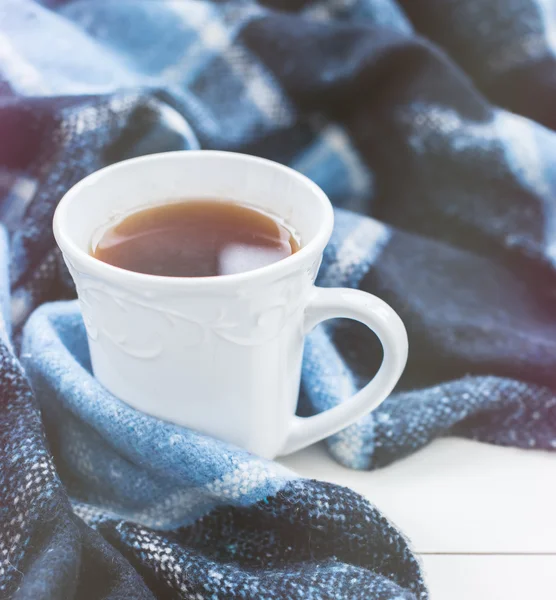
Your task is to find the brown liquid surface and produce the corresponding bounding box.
[92,200,300,277]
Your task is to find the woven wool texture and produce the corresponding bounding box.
[2,0,556,598]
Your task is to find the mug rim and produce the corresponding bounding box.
[53,150,334,289]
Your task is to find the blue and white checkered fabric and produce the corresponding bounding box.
[2,0,556,597]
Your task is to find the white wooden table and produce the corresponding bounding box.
[279,438,556,599]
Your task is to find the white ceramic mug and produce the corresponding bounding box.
[53,151,408,459]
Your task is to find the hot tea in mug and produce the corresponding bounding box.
[54,151,408,458]
[92,200,300,277]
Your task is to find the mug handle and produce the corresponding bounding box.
[280,287,408,456]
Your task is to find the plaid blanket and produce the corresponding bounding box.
[2,0,556,598]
